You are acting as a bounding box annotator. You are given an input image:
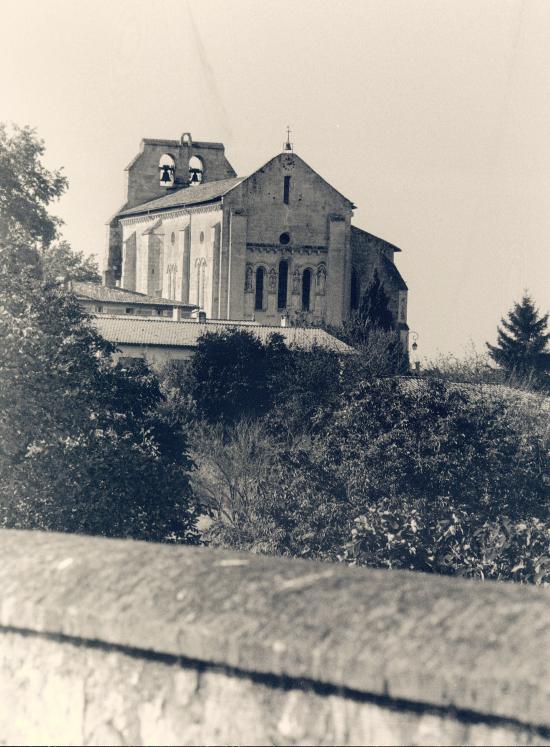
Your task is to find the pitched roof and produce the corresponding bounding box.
[119,151,355,219]
[69,281,197,309]
[351,225,402,253]
[119,177,245,217]
[381,255,408,291]
[92,315,354,354]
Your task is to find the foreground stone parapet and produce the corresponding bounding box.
[0,529,549,746]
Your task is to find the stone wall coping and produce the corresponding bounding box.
[1,530,549,729]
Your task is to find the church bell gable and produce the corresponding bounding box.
[123,134,236,212]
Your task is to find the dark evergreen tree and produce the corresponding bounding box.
[341,269,396,349]
[327,270,407,373]
[487,294,550,387]
[358,269,395,331]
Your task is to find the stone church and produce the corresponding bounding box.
[103,132,408,338]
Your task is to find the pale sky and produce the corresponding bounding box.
[2,0,549,359]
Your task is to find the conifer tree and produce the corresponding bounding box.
[487,294,550,387]
[340,269,403,365]
[358,269,395,331]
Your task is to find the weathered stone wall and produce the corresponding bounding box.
[1,530,549,746]
[351,227,407,323]
[225,153,353,326]
[104,138,235,285]
[120,207,223,316]
[125,139,235,212]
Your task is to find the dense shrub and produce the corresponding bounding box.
[191,419,348,558]
[185,329,277,423]
[0,271,199,542]
[160,330,345,437]
[200,376,550,584]
[319,378,550,520]
[343,498,550,585]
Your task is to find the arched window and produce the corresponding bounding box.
[195,261,201,307]
[189,155,204,185]
[302,268,312,311]
[200,261,206,309]
[277,260,288,309]
[350,268,360,311]
[255,267,265,311]
[159,154,175,188]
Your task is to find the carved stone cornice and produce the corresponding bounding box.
[247,243,327,256]
[119,203,222,227]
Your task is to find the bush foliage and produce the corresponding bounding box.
[0,122,198,542]
[0,270,199,541]
[185,347,550,584]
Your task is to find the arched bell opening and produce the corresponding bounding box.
[159,154,176,188]
[189,155,204,185]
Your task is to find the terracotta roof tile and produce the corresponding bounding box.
[92,315,354,354]
[70,281,196,308]
[119,177,245,217]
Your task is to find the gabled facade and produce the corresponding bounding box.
[103,133,408,335]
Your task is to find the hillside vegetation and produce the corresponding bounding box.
[158,330,550,585]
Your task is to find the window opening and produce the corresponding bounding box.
[283,176,291,204]
[302,268,312,311]
[189,155,204,185]
[255,267,265,311]
[159,154,176,188]
[279,232,290,245]
[277,260,288,309]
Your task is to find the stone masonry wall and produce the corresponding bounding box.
[1,531,549,746]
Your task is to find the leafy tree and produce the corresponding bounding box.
[0,270,199,541]
[319,378,549,520]
[0,123,198,541]
[264,343,343,439]
[161,328,347,434]
[325,271,408,374]
[0,123,67,250]
[358,269,395,330]
[187,329,274,423]
[42,240,101,283]
[199,424,349,560]
[203,378,550,583]
[487,294,550,388]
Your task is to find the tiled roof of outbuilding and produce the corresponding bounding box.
[119,177,246,217]
[92,315,354,354]
[69,281,197,308]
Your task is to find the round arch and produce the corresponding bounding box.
[301,267,314,312]
[254,265,267,311]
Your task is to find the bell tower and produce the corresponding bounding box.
[103,132,236,287]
